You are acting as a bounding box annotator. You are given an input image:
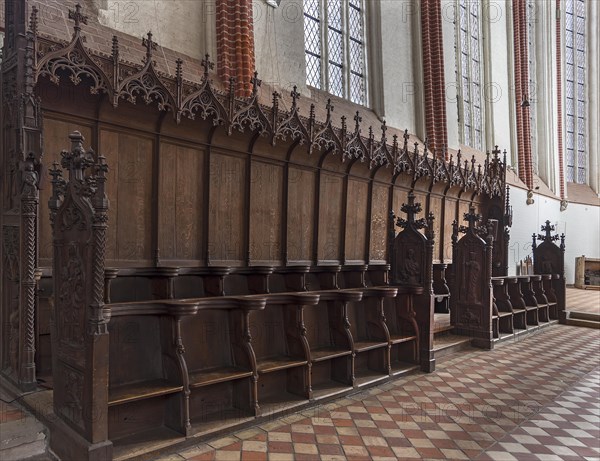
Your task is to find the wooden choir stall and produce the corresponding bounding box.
[0,4,563,460]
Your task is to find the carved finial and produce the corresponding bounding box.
[463,206,481,231]
[341,115,347,132]
[423,136,429,154]
[250,71,261,95]
[201,53,214,78]
[354,111,362,133]
[69,3,88,34]
[272,91,280,111]
[111,36,119,62]
[380,120,387,143]
[537,220,559,242]
[325,98,334,122]
[29,6,39,37]
[309,103,315,121]
[142,31,157,61]
[392,134,399,155]
[492,145,501,158]
[175,58,183,82]
[397,192,426,229]
[290,85,300,110]
[560,233,565,251]
[403,129,409,151]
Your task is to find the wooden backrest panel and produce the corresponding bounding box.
[158,142,205,265]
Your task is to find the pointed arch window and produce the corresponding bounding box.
[564,0,586,183]
[455,0,483,150]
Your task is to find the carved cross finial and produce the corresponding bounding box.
[537,220,559,242]
[290,85,300,109]
[61,131,93,182]
[492,145,501,157]
[399,192,422,222]
[354,111,362,132]
[380,120,387,142]
[463,206,481,231]
[251,71,261,95]
[341,115,347,132]
[142,31,157,61]
[69,3,88,34]
[201,53,214,78]
[326,98,334,122]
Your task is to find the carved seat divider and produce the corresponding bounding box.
[449,207,495,349]
[532,221,567,322]
[389,192,435,371]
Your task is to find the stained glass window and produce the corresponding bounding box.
[564,0,587,183]
[456,0,483,150]
[303,0,367,105]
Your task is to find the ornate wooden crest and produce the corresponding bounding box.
[532,220,565,276]
[450,206,494,344]
[390,193,434,290]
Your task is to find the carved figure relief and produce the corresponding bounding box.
[463,251,481,303]
[402,248,421,285]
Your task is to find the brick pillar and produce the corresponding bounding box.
[421,0,436,151]
[216,0,256,98]
[420,0,448,157]
[513,0,526,183]
[519,0,533,189]
[431,0,448,156]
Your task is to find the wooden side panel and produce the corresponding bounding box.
[344,179,368,262]
[100,129,154,264]
[429,195,444,262]
[158,143,205,264]
[443,198,457,262]
[318,173,344,263]
[287,167,315,263]
[208,153,245,265]
[249,162,283,264]
[369,183,389,262]
[40,118,93,263]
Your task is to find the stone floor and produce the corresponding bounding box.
[567,287,600,315]
[2,310,599,461]
[150,324,600,461]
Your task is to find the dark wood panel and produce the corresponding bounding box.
[158,143,205,263]
[249,162,283,264]
[99,130,154,263]
[369,183,389,262]
[208,153,245,264]
[318,173,344,263]
[287,167,315,263]
[345,179,368,263]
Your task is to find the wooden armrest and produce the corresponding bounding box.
[354,287,398,298]
[311,289,363,302]
[108,299,200,318]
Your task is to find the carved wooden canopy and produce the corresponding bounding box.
[26,4,507,197]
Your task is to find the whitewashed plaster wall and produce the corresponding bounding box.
[508,186,600,284]
[95,0,213,60]
[378,0,418,133]
[253,0,309,97]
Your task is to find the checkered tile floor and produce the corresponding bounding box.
[567,287,600,315]
[154,325,600,461]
